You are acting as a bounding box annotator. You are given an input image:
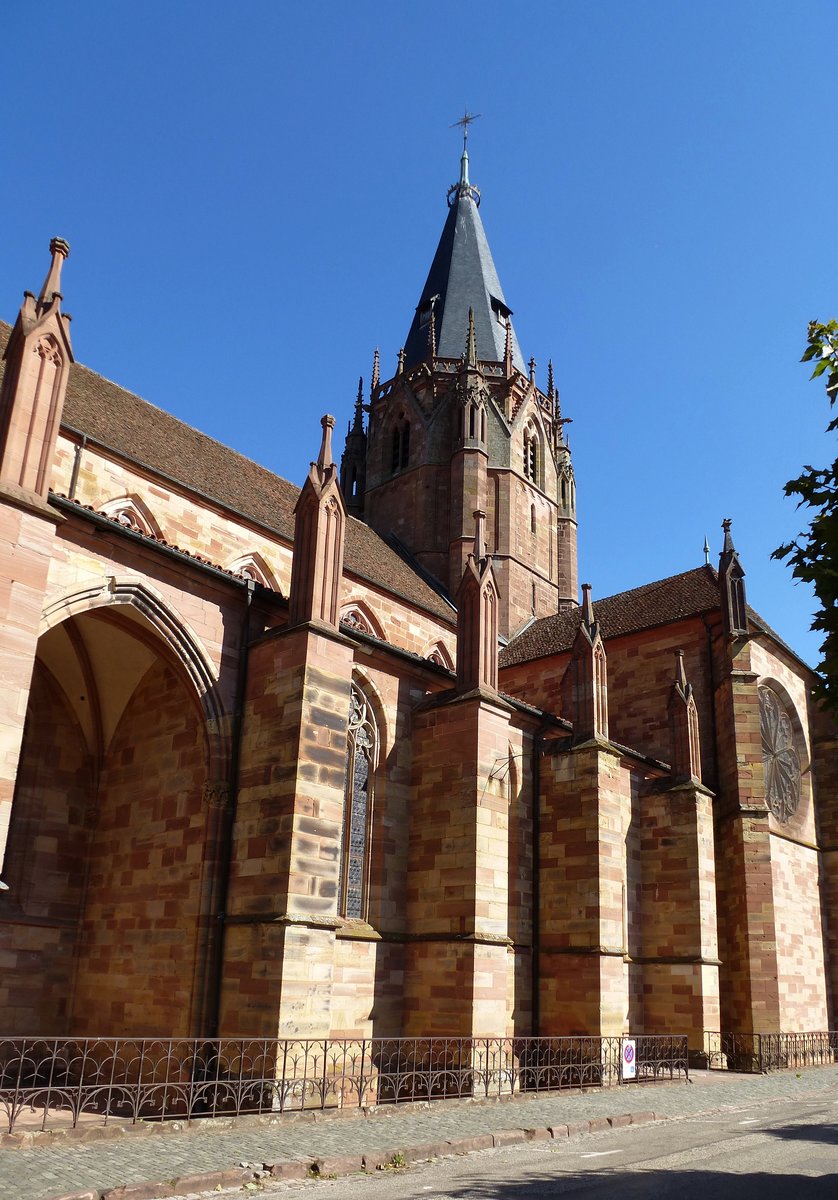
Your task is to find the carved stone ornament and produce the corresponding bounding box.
[343,609,373,636]
[758,686,801,822]
[202,780,231,810]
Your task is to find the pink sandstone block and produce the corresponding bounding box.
[313,1154,365,1176]
[101,1183,175,1200]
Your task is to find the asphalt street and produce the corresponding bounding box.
[272,1094,838,1200]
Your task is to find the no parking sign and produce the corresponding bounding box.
[621,1038,636,1080]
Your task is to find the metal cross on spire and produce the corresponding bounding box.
[451,109,482,149]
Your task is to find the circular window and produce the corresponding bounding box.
[758,685,801,822]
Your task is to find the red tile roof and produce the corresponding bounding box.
[501,566,722,667]
[0,320,455,625]
[501,564,809,671]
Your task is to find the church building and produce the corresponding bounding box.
[0,142,835,1058]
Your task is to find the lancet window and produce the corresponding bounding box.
[391,417,410,473]
[339,681,378,919]
[523,425,540,485]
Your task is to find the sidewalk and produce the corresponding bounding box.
[3,1065,838,1200]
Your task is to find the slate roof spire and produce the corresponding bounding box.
[402,142,525,373]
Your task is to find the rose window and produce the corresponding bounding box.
[758,686,801,822]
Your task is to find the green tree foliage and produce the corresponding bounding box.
[774,320,838,711]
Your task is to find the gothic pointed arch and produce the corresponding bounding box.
[40,578,229,783]
[226,551,282,593]
[424,639,454,671]
[339,677,380,920]
[98,494,163,539]
[390,410,412,474]
[522,418,544,489]
[340,599,384,640]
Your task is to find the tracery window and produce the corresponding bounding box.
[99,495,159,538]
[339,681,378,919]
[759,685,801,823]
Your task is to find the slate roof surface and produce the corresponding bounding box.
[500,564,809,671]
[0,320,455,625]
[402,166,526,373]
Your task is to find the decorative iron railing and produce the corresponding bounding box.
[0,1033,688,1134]
[704,1031,838,1073]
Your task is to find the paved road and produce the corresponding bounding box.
[279,1094,838,1200]
[2,1066,838,1200]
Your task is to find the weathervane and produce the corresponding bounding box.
[451,109,482,149]
[448,110,482,207]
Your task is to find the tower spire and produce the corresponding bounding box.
[352,377,364,433]
[401,118,523,372]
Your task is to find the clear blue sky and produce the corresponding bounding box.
[2,2,835,666]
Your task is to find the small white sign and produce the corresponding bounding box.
[621,1038,636,1080]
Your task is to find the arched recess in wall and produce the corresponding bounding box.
[339,674,385,921]
[2,579,235,1038]
[41,579,229,783]
[226,552,282,594]
[424,640,454,671]
[522,420,543,489]
[97,494,163,539]
[756,677,811,825]
[340,600,384,640]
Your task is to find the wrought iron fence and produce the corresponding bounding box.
[704,1031,838,1073]
[0,1033,688,1133]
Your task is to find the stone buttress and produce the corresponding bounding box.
[538,588,629,1035]
[712,523,780,1034]
[0,240,72,884]
[403,512,524,1036]
[639,651,720,1055]
[222,416,355,1037]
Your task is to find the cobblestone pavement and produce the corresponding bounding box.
[3,1066,838,1200]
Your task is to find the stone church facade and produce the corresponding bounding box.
[0,148,836,1056]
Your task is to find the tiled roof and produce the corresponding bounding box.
[500,566,723,667]
[0,320,455,625]
[501,565,809,671]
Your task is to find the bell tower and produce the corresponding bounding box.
[348,134,578,637]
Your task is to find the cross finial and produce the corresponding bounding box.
[451,109,482,149]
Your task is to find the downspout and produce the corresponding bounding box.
[68,433,87,500]
[206,577,255,1038]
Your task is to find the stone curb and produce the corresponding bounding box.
[45,1110,661,1200]
[5,1080,672,1152]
